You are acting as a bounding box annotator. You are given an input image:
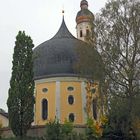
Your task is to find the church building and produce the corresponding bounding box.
[33,0,102,125]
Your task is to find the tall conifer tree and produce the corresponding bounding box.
[7,31,35,137]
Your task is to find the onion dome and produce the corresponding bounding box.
[33,17,91,79]
[76,0,94,24]
[80,0,88,8]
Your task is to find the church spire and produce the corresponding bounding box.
[52,13,74,39]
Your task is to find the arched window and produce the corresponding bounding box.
[42,99,48,120]
[92,99,97,120]
[68,95,74,105]
[86,29,90,36]
[80,30,83,37]
[69,113,75,122]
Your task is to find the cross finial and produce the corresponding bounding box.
[62,4,65,17]
[62,10,64,15]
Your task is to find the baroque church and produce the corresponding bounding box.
[33,0,102,125]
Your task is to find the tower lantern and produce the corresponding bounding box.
[76,0,94,42]
[80,0,88,9]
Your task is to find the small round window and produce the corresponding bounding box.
[67,86,74,91]
[42,88,48,93]
[68,95,74,105]
[69,113,75,122]
[91,88,96,94]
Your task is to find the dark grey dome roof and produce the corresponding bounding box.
[33,17,89,79]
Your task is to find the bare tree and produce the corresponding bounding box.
[95,0,140,136]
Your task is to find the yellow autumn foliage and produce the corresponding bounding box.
[86,117,108,138]
[100,115,108,126]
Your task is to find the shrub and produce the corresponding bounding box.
[86,118,102,140]
[61,119,73,136]
[44,119,87,140]
[45,119,62,140]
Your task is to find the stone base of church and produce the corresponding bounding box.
[0,124,86,138]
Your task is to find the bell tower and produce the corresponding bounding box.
[76,0,94,43]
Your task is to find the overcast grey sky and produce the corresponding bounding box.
[0,0,107,111]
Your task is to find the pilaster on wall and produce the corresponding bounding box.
[56,81,61,120]
[81,81,87,123]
